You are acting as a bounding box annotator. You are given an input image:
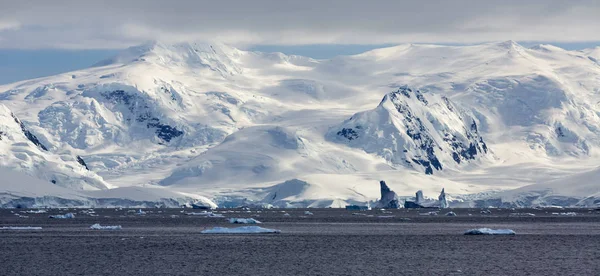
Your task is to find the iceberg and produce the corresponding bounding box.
[304,211,314,215]
[228,218,261,224]
[0,226,43,230]
[25,210,47,214]
[552,212,577,216]
[186,211,225,218]
[464,228,516,235]
[509,213,536,217]
[48,213,75,219]
[419,211,438,216]
[90,223,122,230]
[377,180,400,209]
[445,211,457,216]
[201,226,281,234]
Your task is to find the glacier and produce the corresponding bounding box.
[1,40,600,208]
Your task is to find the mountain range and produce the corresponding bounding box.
[1,40,599,208]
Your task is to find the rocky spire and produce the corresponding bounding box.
[438,188,448,208]
[377,180,400,209]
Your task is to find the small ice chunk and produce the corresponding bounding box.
[25,210,47,214]
[229,218,262,224]
[464,228,516,235]
[0,226,43,230]
[510,213,536,217]
[552,212,577,216]
[480,210,492,214]
[419,211,438,216]
[90,223,122,230]
[186,212,225,218]
[283,213,291,217]
[137,209,146,215]
[378,215,395,218]
[445,211,457,216]
[304,211,314,215]
[49,213,75,219]
[201,226,281,234]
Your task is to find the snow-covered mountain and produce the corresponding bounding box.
[327,86,490,175]
[1,40,600,208]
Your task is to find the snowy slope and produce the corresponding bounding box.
[1,40,600,207]
[0,104,110,190]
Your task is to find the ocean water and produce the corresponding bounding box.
[0,208,599,275]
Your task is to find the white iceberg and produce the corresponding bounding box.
[90,223,122,230]
[419,211,438,216]
[201,226,281,234]
[304,211,314,215]
[229,218,262,224]
[0,226,43,230]
[48,213,75,219]
[552,212,577,216]
[186,211,225,218]
[25,210,47,214]
[509,213,536,217]
[464,228,516,235]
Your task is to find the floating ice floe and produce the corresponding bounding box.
[0,226,43,230]
[48,213,75,219]
[445,211,457,216]
[304,211,314,215]
[378,215,395,218]
[229,218,261,224]
[480,210,492,214]
[283,213,291,217]
[552,212,577,216]
[419,211,438,216]
[464,228,516,235]
[136,209,146,215]
[201,226,281,234]
[186,211,225,218]
[90,223,122,230]
[25,210,47,214]
[509,213,536,217]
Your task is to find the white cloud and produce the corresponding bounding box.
[0,0,599,49]
[0,20,20,31]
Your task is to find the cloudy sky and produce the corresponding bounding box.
[1,0,599,83]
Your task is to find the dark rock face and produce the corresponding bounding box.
[404,201,425,208]
[337,128,359,140]
[76,156,90,171]
[101,90,184,143]
[146,118,184,142]
[10,113,48,151]
[377,180,400,209]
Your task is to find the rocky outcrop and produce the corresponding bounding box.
[439,188,449,208]
[377,180,399,209]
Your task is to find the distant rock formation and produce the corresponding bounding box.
[415,190,424,204]
[377,180,400,209]
[439,188,449,208]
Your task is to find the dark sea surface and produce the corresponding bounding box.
[1,208,599,276]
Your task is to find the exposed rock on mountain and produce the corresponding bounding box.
[328,86,490,174]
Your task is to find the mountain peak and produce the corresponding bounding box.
[94,40,243,75]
